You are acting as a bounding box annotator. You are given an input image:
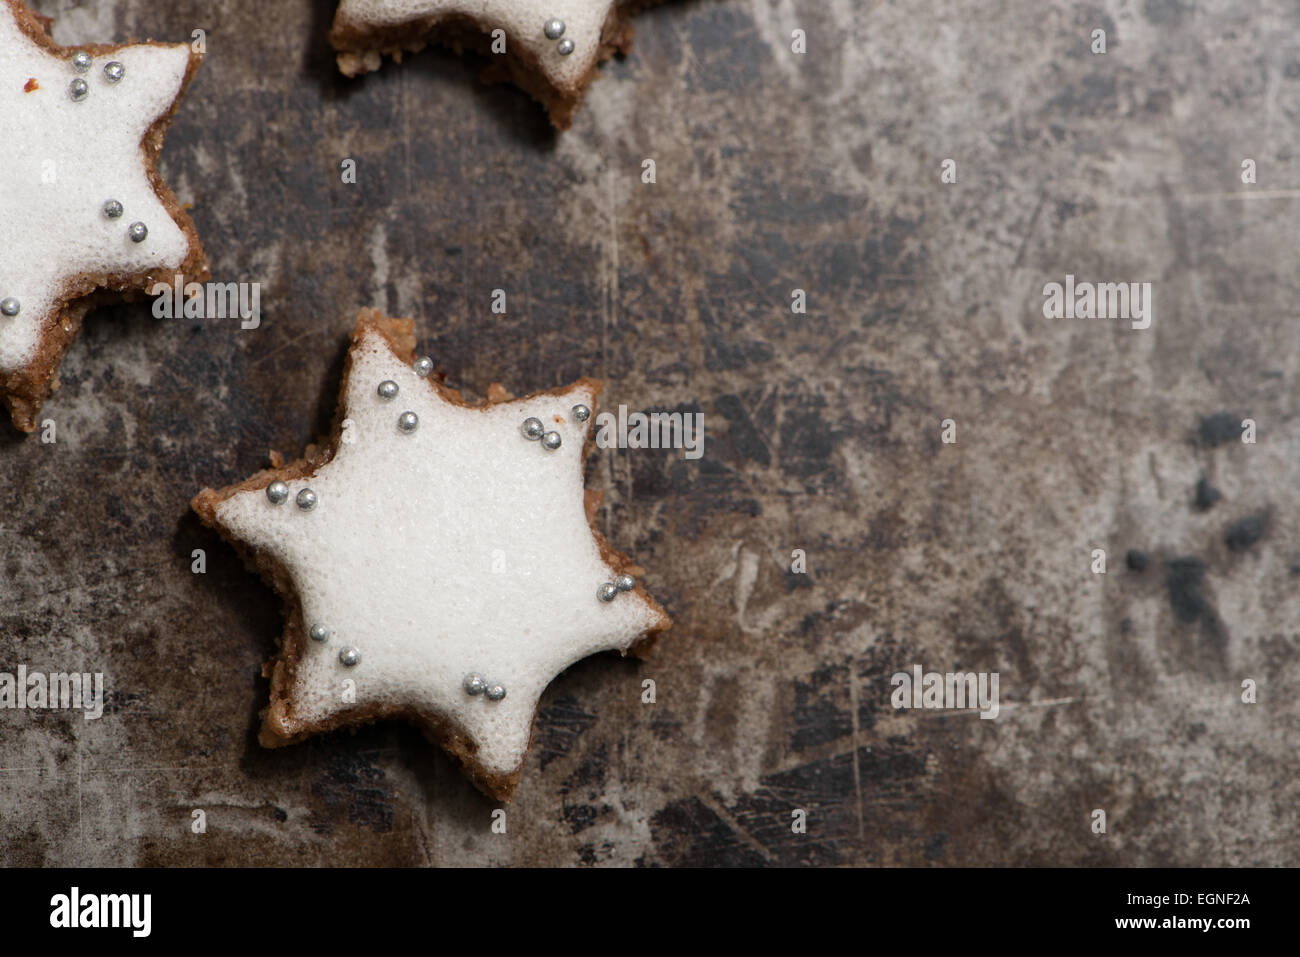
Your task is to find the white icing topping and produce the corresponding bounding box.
[213,328,665,776]
[335,0,616,91]
[0,6,194,371]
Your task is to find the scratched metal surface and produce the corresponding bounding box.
[2,0,1299,866]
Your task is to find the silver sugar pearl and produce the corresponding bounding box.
[339,647,361,667]
[614,573,636,592]
[521,417,545,440]
[557,38,575,56]
[296,488,317,510]
[71,51,92,73]
[397,411,419,433]
[485,683,507,701]
[597,582,619,602]
[128,221,148,243]
[103,61,125,83]
[0,298,19,318]
[68,78,88,101]
[102,199,124,219]
[571,404,591,422]
[265,480,289,505]
[542,431,562,450]
[544,18,566,39]
[414,356,433,377]
[463,674,486,696]
[377,379,399,400]
[309,624,329,642]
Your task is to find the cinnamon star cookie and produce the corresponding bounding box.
[330,0,661,129]
[0,0,207,432]
[192,310,672,800]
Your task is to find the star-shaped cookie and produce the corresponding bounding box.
[192,310,672,800]
[330,0,660,129]
[0,0,207,432]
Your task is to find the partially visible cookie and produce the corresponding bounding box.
[0,0,207,432]
[330,1,660,129]
[192,310,672,801]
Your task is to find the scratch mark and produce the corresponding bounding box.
[699,791,774,864]
[1013,190,1046,268]
[848,666,864,838]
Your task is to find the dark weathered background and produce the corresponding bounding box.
[2,0,1298,866]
